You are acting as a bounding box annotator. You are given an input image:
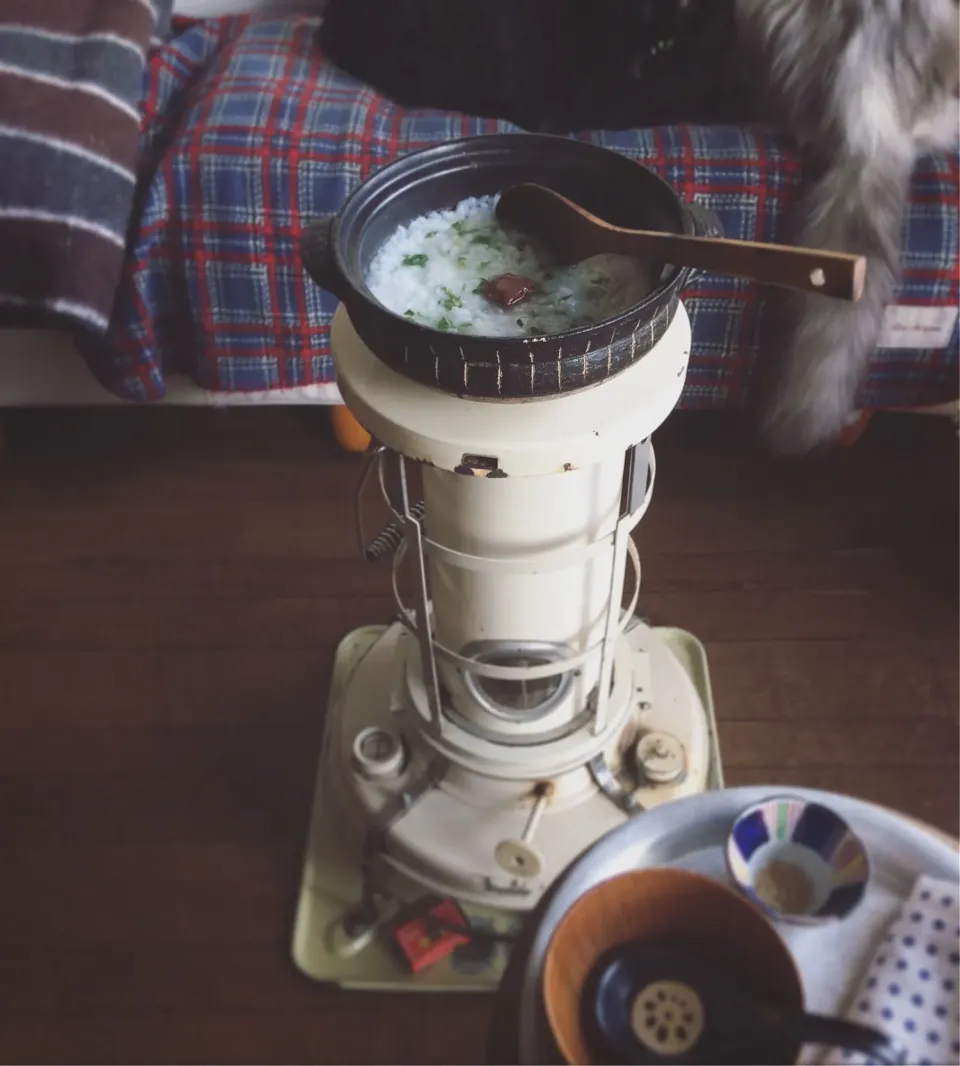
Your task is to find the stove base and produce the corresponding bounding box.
[291,624,724,992]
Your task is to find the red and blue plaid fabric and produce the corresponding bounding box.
[93,14,959,409]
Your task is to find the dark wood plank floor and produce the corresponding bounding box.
[0,407,956,1064]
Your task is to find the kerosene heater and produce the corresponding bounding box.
[291,135,724,993]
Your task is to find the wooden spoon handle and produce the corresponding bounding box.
[496,184,866,301]
[612,228,867,301]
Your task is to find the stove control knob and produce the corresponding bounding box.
[635,731,686,785]
[352,727,405,780]
[494,838,544,879]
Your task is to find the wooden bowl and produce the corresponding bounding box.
[542,867,803,1065]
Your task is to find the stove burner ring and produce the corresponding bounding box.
[443,701,596,748]
[461,640,575,722]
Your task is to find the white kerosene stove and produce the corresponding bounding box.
[291,301,724,992]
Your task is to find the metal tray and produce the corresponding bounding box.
[488,786,959,1064]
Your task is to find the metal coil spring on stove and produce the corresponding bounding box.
[363,501,426,562]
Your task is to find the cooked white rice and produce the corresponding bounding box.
[365,195,650,338]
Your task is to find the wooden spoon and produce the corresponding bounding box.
[495,183,866,302]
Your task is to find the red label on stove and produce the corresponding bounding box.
[392,898,471,973]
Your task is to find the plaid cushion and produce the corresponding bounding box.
[94,14,959,409]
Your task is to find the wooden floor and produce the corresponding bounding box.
[0,407,956,1064]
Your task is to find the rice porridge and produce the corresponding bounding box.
[365,195,651,338]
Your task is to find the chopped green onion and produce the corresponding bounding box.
[402,253,429,267]
[425,230,437,238]
[473,280,488,295]
[404,309,415,317]
[440,286,463,311]
[437,316,451,330]
[470,235,494,246]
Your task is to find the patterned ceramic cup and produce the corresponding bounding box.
[725,794,870,926]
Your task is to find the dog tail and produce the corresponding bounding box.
[760,145,914,453]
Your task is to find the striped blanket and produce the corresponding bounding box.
[0,0,171,335]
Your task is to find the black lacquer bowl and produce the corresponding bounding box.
[300,134,721,400]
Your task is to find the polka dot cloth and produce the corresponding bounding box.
[824,876,959,1066]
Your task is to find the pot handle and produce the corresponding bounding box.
[684,200,724,240]
[676,200,724,288]
[300,215,345,301]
